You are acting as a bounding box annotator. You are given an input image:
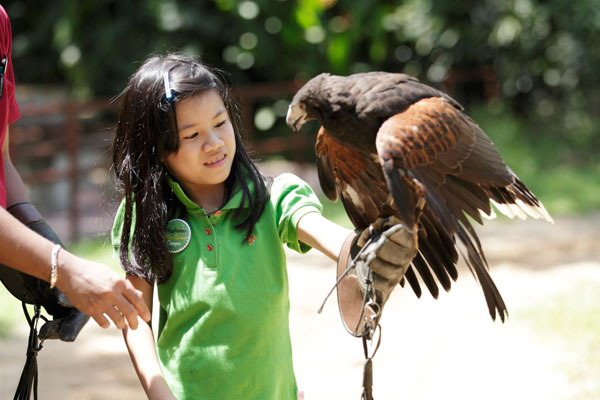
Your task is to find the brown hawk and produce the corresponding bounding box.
[287,72,553,322]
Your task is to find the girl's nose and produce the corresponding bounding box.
[202,131,224,153]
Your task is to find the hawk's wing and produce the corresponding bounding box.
[374,96,551,321]
[315,127,389,229]
[375,96,552,224]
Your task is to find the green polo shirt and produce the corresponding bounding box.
[112,173,322,400]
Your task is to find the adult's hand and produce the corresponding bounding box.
[55,253,151,330]
[0,209,151,330]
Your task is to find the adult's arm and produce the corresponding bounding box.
[0,208,150,329]
[1,128,151,329]
[123,276,176,400]
[3,126,33,215]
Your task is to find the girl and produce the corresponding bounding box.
[111,54,414,400]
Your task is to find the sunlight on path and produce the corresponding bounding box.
[288,252,598,400]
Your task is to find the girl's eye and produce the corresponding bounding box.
[185,132,198,140]
[214,120,226,128]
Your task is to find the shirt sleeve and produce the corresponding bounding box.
[270,173,322,253]
[110,198,127,258]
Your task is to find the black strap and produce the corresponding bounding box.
[7,202,43,225]
[14,303,46,400]
[360,324,381,400]
[6,201,32,211]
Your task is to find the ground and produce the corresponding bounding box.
[1,213,598,400]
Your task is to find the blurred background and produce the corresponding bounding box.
[0,0,598,399]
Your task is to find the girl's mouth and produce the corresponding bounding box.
[204,154,226,167]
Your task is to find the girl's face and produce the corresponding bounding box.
[164,89,236,200]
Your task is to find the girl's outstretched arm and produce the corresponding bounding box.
[297,211,352,261]
[123,276,176,400]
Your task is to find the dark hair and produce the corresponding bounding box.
[112,53,269,283]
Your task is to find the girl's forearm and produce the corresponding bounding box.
[123,322,175,399]
[297,211,352,261]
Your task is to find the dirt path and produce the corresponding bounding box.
[1,215,598,399]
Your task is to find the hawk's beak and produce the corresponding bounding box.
[286,103,308,132]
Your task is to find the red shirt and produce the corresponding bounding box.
[0,5,21,209]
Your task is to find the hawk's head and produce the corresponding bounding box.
[286,73,331,132]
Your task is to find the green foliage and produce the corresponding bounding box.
[6,0,598,100]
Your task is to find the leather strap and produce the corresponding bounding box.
[336,231,376,337]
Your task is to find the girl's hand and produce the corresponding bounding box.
[55,253,151,329]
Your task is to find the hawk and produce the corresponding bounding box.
[287,72,553,322]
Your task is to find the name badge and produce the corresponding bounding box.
[165,219,191,253]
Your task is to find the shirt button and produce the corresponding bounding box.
[213,210,222,217]
[205,227,212,235]
[207,243,214,251]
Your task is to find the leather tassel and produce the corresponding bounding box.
[14,304,44,400]
[361,358,374,400]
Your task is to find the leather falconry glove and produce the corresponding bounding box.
[335,216,417,337]
[354,216,418,310]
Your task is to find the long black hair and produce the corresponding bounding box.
[112,54,269,283]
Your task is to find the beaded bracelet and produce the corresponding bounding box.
[50,244,61,289]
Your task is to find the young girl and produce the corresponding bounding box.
[111,54,414,400]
